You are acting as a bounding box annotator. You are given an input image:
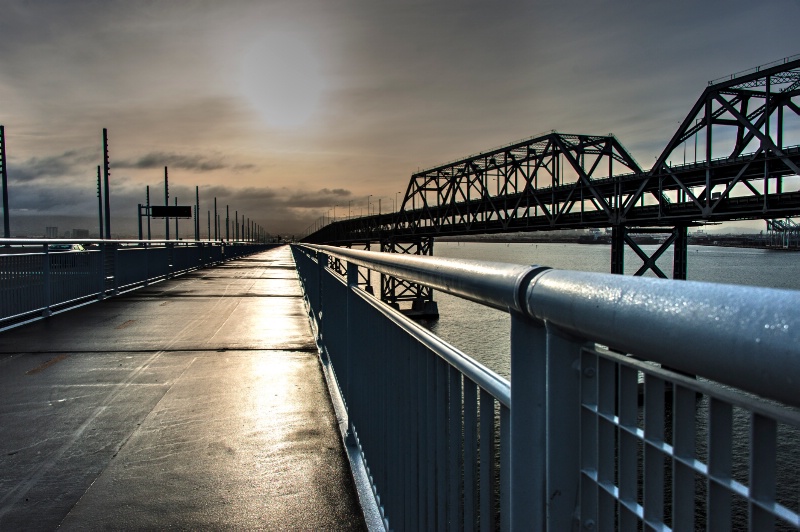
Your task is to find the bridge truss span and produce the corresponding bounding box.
[400,132,643,232]
[304,56,800,289]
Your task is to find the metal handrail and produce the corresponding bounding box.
[294,243,800,530]
[302,243,800,408]
[524,268,800,407]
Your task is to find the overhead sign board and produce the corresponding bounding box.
[150,206,192,219]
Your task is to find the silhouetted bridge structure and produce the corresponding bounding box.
[304,56,800,309]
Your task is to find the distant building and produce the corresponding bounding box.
[45,226,58,238]
[72,229,89,239]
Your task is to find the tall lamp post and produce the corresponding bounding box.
[102,128,111,239]
[1,125,10,238]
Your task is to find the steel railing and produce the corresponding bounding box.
[291,243,800,531]
[0,239,273,327]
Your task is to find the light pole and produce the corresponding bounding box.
[164,167,170,241]
[348,200,352,218]
[368,195,372,216]
[334,204,337,222]
[396,192,401,212]
[0,125,9,239]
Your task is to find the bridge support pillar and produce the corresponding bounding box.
[610,226,625,274]
[673,225,688,280]
[611,225,691,279]
[380,237,439,319]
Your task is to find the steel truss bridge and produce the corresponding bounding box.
[304,56,800,312]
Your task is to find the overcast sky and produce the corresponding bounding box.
[1,0,798,237]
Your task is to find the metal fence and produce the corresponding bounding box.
[291,243,800,531]
[0,239,271,326]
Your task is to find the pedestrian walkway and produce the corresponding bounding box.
[0,245,365,530]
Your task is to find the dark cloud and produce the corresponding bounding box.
[7,149,99,182]
[285,188,353,209]
[117,152,227,172]
[7,147,254,192]
[321,188,350,196]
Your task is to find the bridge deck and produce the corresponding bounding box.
[0,246,365,530]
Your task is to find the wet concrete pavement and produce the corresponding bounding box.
[0,246,366,530]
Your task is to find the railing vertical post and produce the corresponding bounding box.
[479,389,495,531]
[97,243,106,300]
[113,243,119,294]
[42,244,52,316]
[167,242,174,279]
[509,312,547,530]
[545,322,583,530]
[345,261,358,444]
[317,251,327,346]
[144,244,150,286]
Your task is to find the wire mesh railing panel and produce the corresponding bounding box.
[0,253,47,319]
[49,250,102,304]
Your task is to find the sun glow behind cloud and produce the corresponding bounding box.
[239,32,325,129]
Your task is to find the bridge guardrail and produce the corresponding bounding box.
[292,243,800,531]
[0,239,272,327]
